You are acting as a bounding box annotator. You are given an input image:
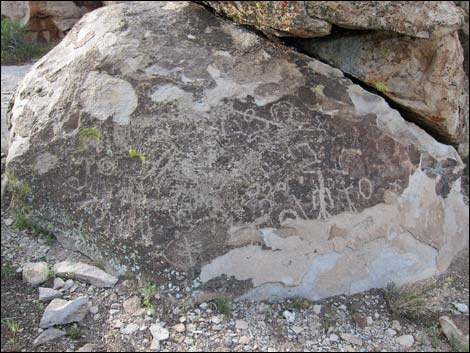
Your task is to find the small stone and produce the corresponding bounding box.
[123,296,141,314]
[150,322,169,342]
[172,323,185,333]
[340,333,363,346]
[396,334,415,347]
[89,305,99,315]
[53,277,65,289]
[391,320,402,331]
[211,316,221,324]
[110,303,120,309]
[386,328,397,337]
[283,310,295,322]
[121,323,139,335]
[63,279,74,290]
[53,261,118,288]
[235,319,249,330]
[313,305,322,315]
[453,303,469,313]
[291,326,304,335]
[366,316,373,326]
[199,302,208,310]
[33,328,66,347]
[224,337,233,347]
[439,315,469,352]
[329,334,339,342]
[344,345,356,352]
[22,262,49,286]
[39,296,89,328]
[4,218,13,226]
[39,287,62,302]
[109,309,120,315]
[239,336,251,345]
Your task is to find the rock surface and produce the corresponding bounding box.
[39,296,89,328]
[22,262,49,286]
[32,327,66,347]
[53,261,118,287]
[5,1,469,301]
[294,31,468,145]
[39,287,63,301]
[440,315,470,351]
[203,1,465,39]
[204,1,468,146]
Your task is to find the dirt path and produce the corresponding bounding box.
[1,64,34,154]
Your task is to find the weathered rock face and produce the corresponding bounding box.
[202,1,465,39]
[294,31,468,145]
[203,1,468,147]
[1,1,103,42]
[6,2,469,301]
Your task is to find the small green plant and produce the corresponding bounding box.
[14,211,30,230]
[129,148,146,164]
[14,211,56,245]
[1,264,16,278]
[374,81,390,93]
[1,18,52,64]
[66,325,82,340]
[311,84,325,96]
[383,282,432,323]
[382,47,391,56]
[141,283,158,299]
[448,68,456,78]
[48,269,55,280]
[5,319,20,343]
[291,296,310,311]
[214,298,232,317]
[79,127,102,144]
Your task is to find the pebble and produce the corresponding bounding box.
[453,303,468,313]
[396,334,414,347]
[235,319,249,330]
[282,310,295,322]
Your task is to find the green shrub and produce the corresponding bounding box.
[1,18,51,64]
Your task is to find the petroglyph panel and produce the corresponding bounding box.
[6,1,465,290]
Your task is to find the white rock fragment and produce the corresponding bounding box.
[396,334,415,347]
[39,296,89,328]
[39,287,62,302]
[33,328,66,347]
[53,261,118,287]
[22,262,48,286]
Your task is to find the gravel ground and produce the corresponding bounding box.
[1,211,468,352]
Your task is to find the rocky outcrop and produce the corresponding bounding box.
[294,31,467,145]
[203,1,468,147]
[1,1,103,42]
[5,2,469,301]
[202,1,464,39]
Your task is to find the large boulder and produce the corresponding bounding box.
[203,1,468,148]
[294,31,468,146]
[5,2,469,301]
[202,1,464,39]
